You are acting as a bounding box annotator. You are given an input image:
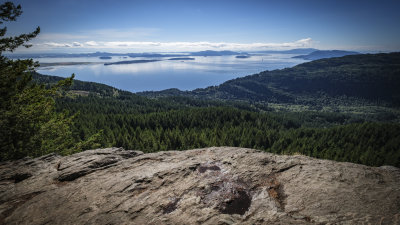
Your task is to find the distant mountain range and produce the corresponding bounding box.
[7,49,363,60]
[168,57,195,60]
[253,48,318,54]
[292,50,359,60]
[189,50,247,56]
[7,48,327,59]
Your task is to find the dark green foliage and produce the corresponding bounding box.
[0,2,99,160]
[271,123,400,167]
[0,60,75,159]
[53,87,400,167]
[0,2,40,52]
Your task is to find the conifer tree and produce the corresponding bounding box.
[0,2,99,160]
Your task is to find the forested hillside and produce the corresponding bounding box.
[139,53,400,109]
[292,50,359,60]
[31,73,399,167]
[30,53,400,167]
[59,97,400,167]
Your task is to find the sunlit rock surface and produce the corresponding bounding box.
[0,147,399,224]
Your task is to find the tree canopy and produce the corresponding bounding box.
[0,2,99,160]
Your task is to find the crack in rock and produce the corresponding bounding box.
[198,165,221,173]
[162,197,180,214]
[9,173,32,183]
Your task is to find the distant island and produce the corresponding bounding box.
[128,53,188,58]
[168,57,195,60]
[236,55,251,59]
[104,59,160,66]
[39,62,103,67]
[293,50,359,60]
[99,56,112,59]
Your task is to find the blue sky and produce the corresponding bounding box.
[6,0,400,53]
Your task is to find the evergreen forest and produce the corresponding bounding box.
[1,1,399,168]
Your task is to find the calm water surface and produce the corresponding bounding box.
[36,54,307,92]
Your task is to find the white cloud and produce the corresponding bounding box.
[35,28,159,43]
[37,33,90,41]
[72,42,83,47]
[42,42,72,47]
[294,38,313,46]
[23,38,315,52]
[84,41,99,46]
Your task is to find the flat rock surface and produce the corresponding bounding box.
[0,147,399,224]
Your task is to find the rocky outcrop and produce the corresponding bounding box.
[0,147,399,224]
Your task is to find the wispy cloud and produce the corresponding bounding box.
[42,42,73,47]
[72,42,83,47]
[35,28,160,42]
[84,41,99,46]
[19,27,316,52]
[30,38,314,52]
[37,33,90,41]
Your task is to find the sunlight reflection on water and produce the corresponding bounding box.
[36,54,307,92]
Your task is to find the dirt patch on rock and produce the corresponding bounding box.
[197,162,252,215]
